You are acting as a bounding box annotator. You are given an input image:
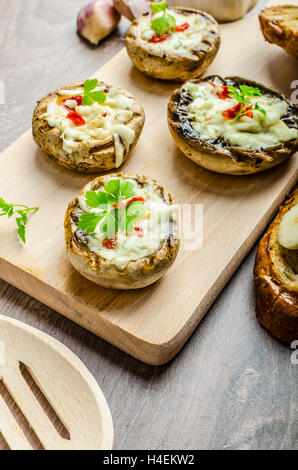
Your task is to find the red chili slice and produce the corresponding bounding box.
[208,81,216,88]
[112,196,145,209]
[217,86,230,100]
[149,33,170,43]
[244,105,254,118]
[62,95,83,110]
[175,22,190,32]
[66,111,86,126]
[222,103,242,120]
[126,196,145,206]
[134,226,144,238]
[103,234,118,249]
[222,102,254,121]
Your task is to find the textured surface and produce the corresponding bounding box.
[0,0,297,449]
[0,315,113,450]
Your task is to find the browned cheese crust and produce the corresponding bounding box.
[254,186,298,344]
[65,173,180,289]
[125,8,220,81]
[32,81,145,173]
[259,5,298,58]
[168,75,298,175]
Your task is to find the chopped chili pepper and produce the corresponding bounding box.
[222,103,254,121]
[135,226,144,238]
[175,22,190,32]
[102,112,107,117]
[217,86,230,100]
[66,111,86,126]
[244,105,254,118]
[208,81,216,88]
[103,234,118,249]
[222,103,242,120]
[112,196,145,209]
[126,196,145,206]
[62,95,83,110]
[149,33,170,43]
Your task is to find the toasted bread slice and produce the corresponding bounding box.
[259,5,298,58]
[254,186,298,344]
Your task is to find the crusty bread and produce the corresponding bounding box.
[254,186,298,344]
[259,5,298,58]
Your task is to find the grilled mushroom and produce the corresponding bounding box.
[33,80,145,173]
[125,6,220,81]
[65,173,180,289]
[168,75,298,175]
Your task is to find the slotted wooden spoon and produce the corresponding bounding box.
[0,314,113,450]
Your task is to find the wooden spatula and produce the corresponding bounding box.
[0,314,113,450]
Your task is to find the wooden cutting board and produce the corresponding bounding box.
[0,1,297,365]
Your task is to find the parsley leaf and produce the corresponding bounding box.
[152,13,176,35]
[80,78,107,106]
[226,84,266,124]
[227,86,244,103]
[0,198,12,213]
[239,85,262,97]
[150,1,176,35]
[78,179,146,240]
[255,102,267,120]
[228,85,262,104]
[0,199,39,243]
[16,217,26,243]
[127,201,146,217]
[78,212,105,233]
[84,79,98,93]
[104,179,135,203]
[150,1,167,13]
[102,211,118,239]
[126,215,139,234]
[85,190,108,210]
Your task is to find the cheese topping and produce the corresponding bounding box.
[45,86,135,168]
[139,10,212,58]
[79,178,178,270]
[182,79,298,150]
[278,203,298,251]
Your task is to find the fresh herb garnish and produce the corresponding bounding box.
[255,102,267,120]
[150,0,167,13]
[0,198,39,243]
[226,84,267,123]
[75,78,107,106]
[78,179,146,240]
[150,1,176,36]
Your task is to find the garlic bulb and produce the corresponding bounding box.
[77,0,120,45]
[167,0,258,22]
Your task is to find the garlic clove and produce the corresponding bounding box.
[77,0,121,45]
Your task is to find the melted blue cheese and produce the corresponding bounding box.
[139,10,209,58]
[45,86,135,168]
[79,178,178,270]
[183,79,298,150]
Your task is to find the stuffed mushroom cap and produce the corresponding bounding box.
[125,7,220,81]
[33,81,145,173]
[65,173,180,289]
[168,75,298,175]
